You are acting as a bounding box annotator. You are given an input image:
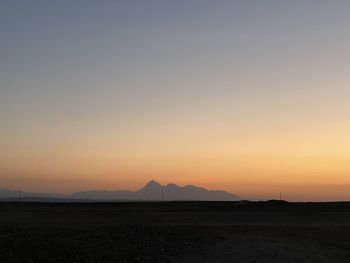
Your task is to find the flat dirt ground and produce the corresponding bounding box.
[1,201,350,262]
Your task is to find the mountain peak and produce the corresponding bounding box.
[145,180,162,188]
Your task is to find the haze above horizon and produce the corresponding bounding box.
[1,1,350,201]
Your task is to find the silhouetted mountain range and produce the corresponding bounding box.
[0,180,240,201]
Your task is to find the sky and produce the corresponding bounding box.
[1,0,350,201]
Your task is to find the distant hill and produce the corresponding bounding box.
[72,180,240,201]
[0,188,65,199]
[0,180,240,201]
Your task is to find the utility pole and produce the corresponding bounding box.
[279,192,282,201]
[19,188,21,202]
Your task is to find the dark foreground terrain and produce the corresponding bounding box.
[1,201,350,262]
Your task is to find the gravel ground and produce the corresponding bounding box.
[1,202,350,262]
[1,224,350,263]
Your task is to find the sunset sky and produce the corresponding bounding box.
[1,1,350,201]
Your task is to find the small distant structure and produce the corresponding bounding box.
[19,188,21,201]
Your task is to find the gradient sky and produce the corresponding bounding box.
[1,0,350,201]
